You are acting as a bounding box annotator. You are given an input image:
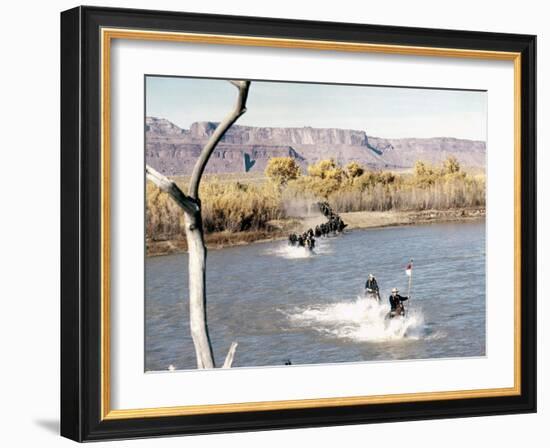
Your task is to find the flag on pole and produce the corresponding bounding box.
[406,262,413,277]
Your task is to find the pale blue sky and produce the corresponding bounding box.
[146,76,487,141]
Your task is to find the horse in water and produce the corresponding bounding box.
[367,291,381,302]
[386,303,406,320]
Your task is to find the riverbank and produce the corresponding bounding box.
[146,207,485,256]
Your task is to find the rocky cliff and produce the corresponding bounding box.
[145,117,486,175]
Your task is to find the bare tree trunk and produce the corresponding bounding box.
[185,209,216,368]
[146,80,250,369]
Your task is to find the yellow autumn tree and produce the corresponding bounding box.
[265,157,301,186]
[307,159,344,181]
[443,156,461,175]
[345,161,365,179]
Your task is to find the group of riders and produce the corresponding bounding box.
[287,201,348,251]
[288,228,317,250]
[365,273,409,318]
[316,201,348,234]
[286,201,409,319]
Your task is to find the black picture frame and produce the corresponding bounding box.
[61,5,536,442]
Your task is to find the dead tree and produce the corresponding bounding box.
[146,80,250,369]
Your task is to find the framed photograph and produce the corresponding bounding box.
[60,6,536,442]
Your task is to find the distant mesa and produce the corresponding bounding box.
[145,116,486,176]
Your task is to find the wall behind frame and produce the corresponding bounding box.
[0,0,545,447]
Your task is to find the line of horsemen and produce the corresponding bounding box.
[287,202,348,250]
[287,201,408,319]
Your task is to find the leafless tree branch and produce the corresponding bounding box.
[222,342,239,369]
[146,80,250,369]
[145,165,199,216]
[188,80,250,199]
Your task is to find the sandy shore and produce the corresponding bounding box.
[146,208,485,256]
[341,208,485,230]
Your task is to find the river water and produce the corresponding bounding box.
[145,220,486,371]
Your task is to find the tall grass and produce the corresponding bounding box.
[200,181,284,232]
[146,180,285,241]
[287,158,485,213]
[146,158,485,242]
[328,175,486,212]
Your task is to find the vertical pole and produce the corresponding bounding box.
[407,259,413,301]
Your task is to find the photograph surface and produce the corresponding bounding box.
[144,76,487,371]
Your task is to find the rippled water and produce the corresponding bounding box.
[145,220,486,371]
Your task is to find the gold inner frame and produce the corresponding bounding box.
[100,27,522,420]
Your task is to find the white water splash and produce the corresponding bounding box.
[265,240,333,259]
[286,296,428,342]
